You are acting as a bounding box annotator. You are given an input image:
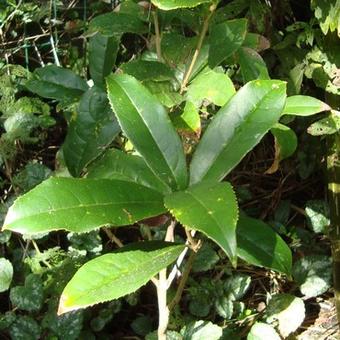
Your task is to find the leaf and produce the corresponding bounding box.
[237,215,292,275]
[151,0,212,10]
[181,320,223,340]
[282,95,330,116]
[247,322,280,340]
[224,274,251,300]
[265,123,298,174]
[172,101,201,135]
[88,33,119,87]
[86,148,170,194]
[190,80,287,185]
[191,242,219,272]
[10,274,44,311]
[305,200,330,233]
[62,86,120,177]
[237,47,270,82]
[9,316,41,340]
[3,177,167,235]
[186,67,235,107]
[266,294,305,338]
[208,19,248,68]
[0,258,13,292]
[307,113,340,136]
[58,241,185,314]
[292,255,332,298]
[106,74,188,191]
[87,12,148,37]
[165,181,239,266]
[243,33,270,52]
[311,0,340,36]
[215,297,233,319]
[144,80,183,108]
[25,65,88,103]
[120,60,175,82]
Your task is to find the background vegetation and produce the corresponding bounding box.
[0,0,339,339]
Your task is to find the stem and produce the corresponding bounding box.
[327,112,340,322]
[157,220,176,339]
[103,227,124,248]
[180,3,217,94]
[168,248,197,311]
[153,10,162,62]
[31,240,51,269]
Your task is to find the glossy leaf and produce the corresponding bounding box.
[237,47,270,82]
[87,149,170,194]
[58,241,185,314]
[25,65,88,103]
[106,74,188,191]
[190,80,287,185]
[120,60,175,82]
[3,177,167,235]
[237,215,292,275]
[62,87,120,177]
[186,67,235,107]
[165,181,239,266]
[266,123,297,174]
[151,0,212,10]
[88,33,119,87]
[282,95,330,116]
[208,19,247,68]
[87,12,148,37]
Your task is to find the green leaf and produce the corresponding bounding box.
[3,177,167,235]
[243,33,270,52]
[224,273,251,300]
[10,274,44,311]
[181,320,223,340]
[215,297,233,319]
[87,12,148,37]
[190,80,287,184]
[88,33,119,87]
[165,181,239,266]
[311,0,340,35]
[172,101,201,134]
[305,199,330,233]
[144,80,183,108]
[9,316,41,340]
[266,123,298,174]
[237,215,292,275]
[282,95,330,116]
[247,322,280,340]
[186,67,235,107]
[307,113,340,136]
[151,0,212,10]
[25,65,88,103]
[120,60,175,82]
[58,241,185,314]
[106,74,188,191]
[0,258,13,292]
[237,47,270,82]
[62,86,120,177]
[191,242,219,273]
[266,294,305,338]
[292,255,332,298]
[208,19,248,68]
[86,148,170,194]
